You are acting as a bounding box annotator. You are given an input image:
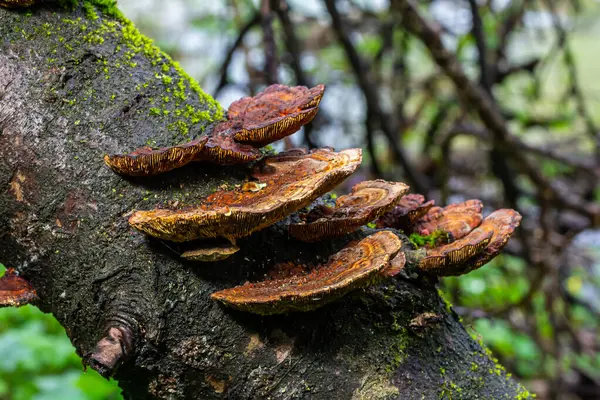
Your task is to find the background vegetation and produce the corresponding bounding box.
[1,0,599,399]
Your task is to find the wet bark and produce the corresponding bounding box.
[0,3,529,399]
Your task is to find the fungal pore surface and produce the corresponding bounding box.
[289,179,409,242]
[210,230,403,314]
[129,148,362,242]
[104,84,325,176]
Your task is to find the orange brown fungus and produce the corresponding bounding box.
[104,84,324,175]
[229,84,325,147]
[103,137,208,176]
[181,243,240,262]
[413,199,483,240]
[456,209,522,275]
[289,180,409,242]
[129,148,362,242]
[0,269,38,307]
[418,228,493,273]
[376,194,435,231]
[380,251,406,277]
[195,121,262,165]
[210,231,402,315]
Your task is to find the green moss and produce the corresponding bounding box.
[516,386,536,399]
[409,230,449,249]
[437,288,454,313]
[83,2,99,20]
[57,0,78,9]
[384,327,409,373]
[85,0,124,20]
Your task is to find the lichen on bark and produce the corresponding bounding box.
[0,2,534,399]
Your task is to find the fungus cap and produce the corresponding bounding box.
[103,137,208,176]
[210,230,402,315]
[129,148,362,242]
[417,208,521,276]
[376,194,435,230]
[380,251,406,277]
[229,84,325,147]
[289,180,409,242]
[418,228,493,273]
[413,199,483,240]
[456,209,522,275]
[0,269,38,308]
[103,84,324,176]
[196,122,263,165]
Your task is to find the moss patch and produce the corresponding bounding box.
[409,229,449,249]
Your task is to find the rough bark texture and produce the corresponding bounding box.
[0,3,531,399]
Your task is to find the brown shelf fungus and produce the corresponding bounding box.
[229,84,325,147]
[0,269,38,307]
[129,148,362,242]
[376,194,435,231]
[413,199,483,240]
[417,208,522,276]
[104,84,325,176]
[195,121,263,165]
[210,230,403,315]
[289,180,409,242]
[181,243,240,262]
[418,228,493,273]
[455,209,522,275]
[103,137,208,176]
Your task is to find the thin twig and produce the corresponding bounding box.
[392,0,599,221]
[273,0,317,148]
[261,0,279,84]
[325,0,428,194]
[214,12,261,97]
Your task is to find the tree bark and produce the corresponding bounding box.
[0,3,530,399]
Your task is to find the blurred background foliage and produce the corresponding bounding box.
[2,0,600,399]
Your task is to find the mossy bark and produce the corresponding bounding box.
[0,2,531,399]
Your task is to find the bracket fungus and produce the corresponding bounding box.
[181,243,240,262]
[229,84,325,147]
[418,228,493,272]
[104,84,323,176]
[103,137,208,176]
[380,251,407,277]
[289,180,409,242]
[195,121,263,165]
[376,193,435,231]
[456,209,522,275]
[413,199,483,240]
[416,206,522,276]
[0,269,38,307]
[210,230,403,315]
[129,148,362,242]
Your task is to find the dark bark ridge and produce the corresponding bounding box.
[0,3,532,399]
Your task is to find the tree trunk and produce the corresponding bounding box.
[0,3,530,399]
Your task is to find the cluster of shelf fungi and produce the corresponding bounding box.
[0,83,522,316]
